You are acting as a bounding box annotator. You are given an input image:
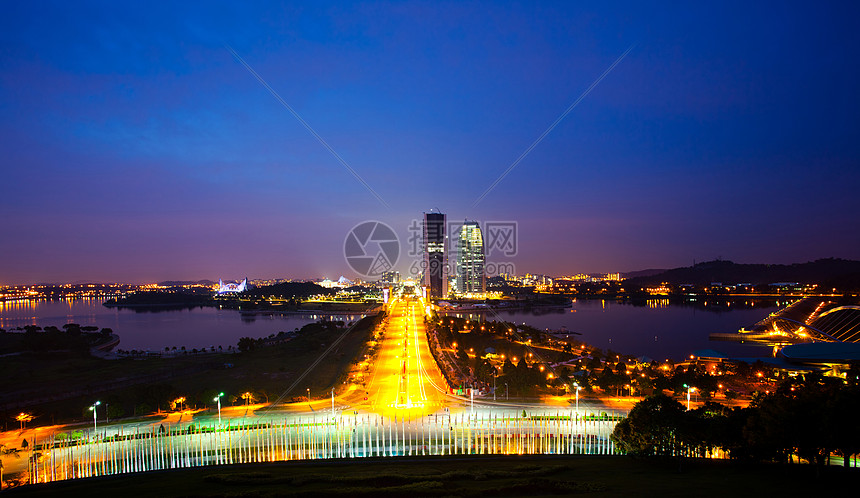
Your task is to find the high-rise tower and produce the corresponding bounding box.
[422,212,447,298]
[456,221,485,294]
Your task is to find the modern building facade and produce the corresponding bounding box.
[456,221,485,294]
[378,270,401,287]
[422,212,447,298]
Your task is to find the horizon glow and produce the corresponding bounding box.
[2,2,859,285]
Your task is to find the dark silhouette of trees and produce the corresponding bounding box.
[614,373,860,467]
[237,337,256,352]
[62,323,81,336]
[612,394,686,457]
[829,380,860,467]
[473,357,494,384]
[595,367,625,395]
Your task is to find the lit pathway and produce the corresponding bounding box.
[360,295,450,418]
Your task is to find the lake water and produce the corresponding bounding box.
[0,298,365,352]
[443,298,784,361]
[3,297,784,360]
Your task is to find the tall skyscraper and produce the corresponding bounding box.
[422,211,447,298]
[456,221,485,294]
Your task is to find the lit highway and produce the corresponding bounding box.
[346,290,617,419]
[361,295,450,418]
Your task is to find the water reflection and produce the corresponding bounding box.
[440,298,780,360]
[0,298,338,351]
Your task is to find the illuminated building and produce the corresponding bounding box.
[456,221,485,294]
[318,276,354,289]
[646,283,671,295]
[422,211,447,298]
[217,278,247,294]
[379,271,400,286]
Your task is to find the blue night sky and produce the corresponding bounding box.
[1,1,858,284]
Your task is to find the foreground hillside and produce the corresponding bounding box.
[6,455,857,497]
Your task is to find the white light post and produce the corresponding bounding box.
[684,384,695,411]
[331,388,335,419]
[493,370,497,401]
[505,382,508,400]
[89,401,101,434]
[214,392,224,426]
[574,382,581,413]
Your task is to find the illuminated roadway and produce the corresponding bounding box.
[360,295,450,418]
[345,291,613,418]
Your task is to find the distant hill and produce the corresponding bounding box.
[622,269,668,279]
[158,280,217,286]
[624,258,860,286]
[247,281,335,298]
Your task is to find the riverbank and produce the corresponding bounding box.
[0,315,384,427]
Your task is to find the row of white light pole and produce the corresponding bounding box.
[88,401,100,433]
[88,392,229,436]
[85,378,592,441]
[684,383,696,410]
[214,392,224,425]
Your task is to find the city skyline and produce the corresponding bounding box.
[2,2,860,285]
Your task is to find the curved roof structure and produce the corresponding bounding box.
[772,305,860,342]
[710,299,860,347]
[808,306,860,342]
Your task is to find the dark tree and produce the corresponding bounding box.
[827,382,860,467]
[611,394,686,457]
[237,337,255,352]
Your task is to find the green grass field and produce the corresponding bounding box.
[5,455,857,497]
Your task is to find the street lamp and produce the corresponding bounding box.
[684,384,696,411]
[470,384,474,414]
[89,401,101,433]
[307,388,311,403]
[574,382,581,413]
[504,382,509,400]
[16,412,33,431]
[213,392,224,425]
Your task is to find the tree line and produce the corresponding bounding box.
[611,367,860,468]
[0,324,113,352]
